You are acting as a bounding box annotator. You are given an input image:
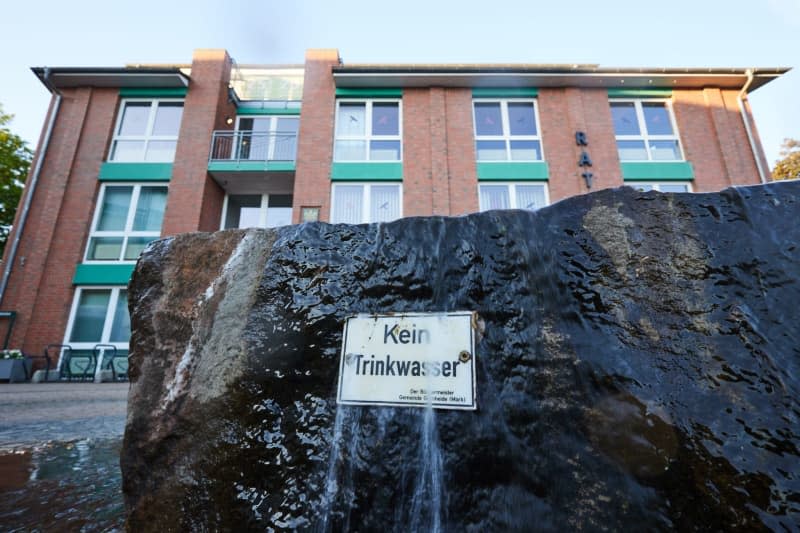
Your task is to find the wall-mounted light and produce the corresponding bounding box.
[225,116,234,126]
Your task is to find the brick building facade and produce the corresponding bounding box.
[0,48,787,377]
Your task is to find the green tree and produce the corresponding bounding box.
[0,104,31,257]
[772,138,800,181]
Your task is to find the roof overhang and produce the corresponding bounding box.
[333,65,790,93]
[32,67,190,91]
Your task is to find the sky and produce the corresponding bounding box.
[1,0,798,166]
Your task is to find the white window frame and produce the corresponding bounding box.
[330,183,403,224]
[478,182,550,212]
[611,98,684,161]
[333,99,403,162]
[472,99,544,161]
[109,98,184,162]
[627,181,693,193]
[234,115,299,161]
[219,193,293,229]
[62,286,129,378]
[84,182,167,264]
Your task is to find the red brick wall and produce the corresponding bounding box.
[540,88,622,203]
[293,49,339,223]
[720,89,763,186]
[444,89,479,215]
[402,88,434,216]
[403,87,478,217]
[673,89,729,191]
[673,88,764,191]
[162,49,232,235]
[1,87,118,355]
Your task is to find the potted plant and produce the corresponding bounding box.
[0,349,31,382]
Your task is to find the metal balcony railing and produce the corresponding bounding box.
[209,131,298,164]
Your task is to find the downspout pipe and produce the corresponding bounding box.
[0,68,62,305]
[738,69,768,184]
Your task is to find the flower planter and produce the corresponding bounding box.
[0,358,32,382]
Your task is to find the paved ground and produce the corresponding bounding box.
[0,383,129,448]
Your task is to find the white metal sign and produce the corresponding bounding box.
[337,312,477,410]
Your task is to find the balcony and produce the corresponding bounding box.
[208,130,297,192]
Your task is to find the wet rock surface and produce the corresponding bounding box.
[122,183,800,531]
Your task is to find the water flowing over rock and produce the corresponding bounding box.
[121,183,800,531]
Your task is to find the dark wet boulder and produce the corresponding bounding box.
[122,182,800,531]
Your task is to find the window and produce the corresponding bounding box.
[331,183,401,224]
[236,116,298,161]
[64,287,130,377]
[110,99,184,162]
[628,182,692,193]
[334,100,401,161]
[86,184,167,262]
[221,194,293,229]
[67,288,130,346]
[610,100,683,161]
[479,183,548,211]
[473,100,542,161]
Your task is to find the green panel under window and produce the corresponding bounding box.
[331,162,403,181]
[99,162,173,181]
[621,161,695,180]
[335,88,402,98]
[119,87,188,98]
[72,264,136,285]
[207,161,296,173]
[607,88,673,98]
[236,106,301,116]
[472,88,539,98]
[477,162,549,181]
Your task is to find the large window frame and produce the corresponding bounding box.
[109,98,184,162]
[84,183,168,263]
[333,99,402,162]
[330,183,403,224]
[62,286,130,377]
[478,182,549,212]
[472,99,544,162]
[610,99,684,162]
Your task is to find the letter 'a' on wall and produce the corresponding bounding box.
[337,312,478,410]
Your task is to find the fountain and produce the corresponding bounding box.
[121,183,800,530]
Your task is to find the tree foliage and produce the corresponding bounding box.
[0,104,31,257]
[772,138,800,181]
